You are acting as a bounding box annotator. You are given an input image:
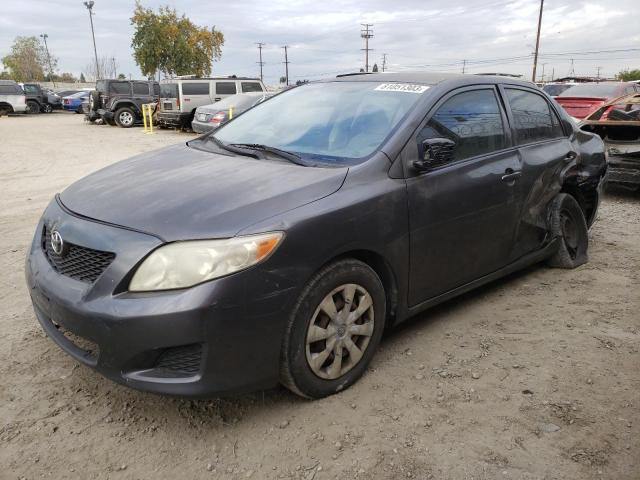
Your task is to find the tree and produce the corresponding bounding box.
[130,2,224,78]
[118,73,126,79]
[372,63,379,72]
[84,56,119,81]
[80,73,86,83]
[1,36,57,82]
[617,69,640,81]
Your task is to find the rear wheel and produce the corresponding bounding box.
[546,193,589,268]
[280,259,386,399]
[26,100,40,114]
[115,107,135,128]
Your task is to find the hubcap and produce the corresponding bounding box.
[120,112,133,125]
[305,283,375,380]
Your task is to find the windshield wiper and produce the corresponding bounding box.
[202,136,262,159]
[229,143,308,166]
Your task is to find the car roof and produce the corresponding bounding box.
[0,79,18,85]
[329,71,536,88]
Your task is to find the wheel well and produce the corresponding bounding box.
[560,183,598,227]
[0,102,14,114]
[327,250,399,326]
[114,102,138,114]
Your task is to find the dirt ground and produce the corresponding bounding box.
[1,113,638,480]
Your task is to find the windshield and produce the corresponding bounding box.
[211,81,426,165]
[542,84,574,96]
[558,83,620,98]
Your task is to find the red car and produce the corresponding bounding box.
[555,82,640,119]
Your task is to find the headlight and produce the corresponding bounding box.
[129,232,284,292]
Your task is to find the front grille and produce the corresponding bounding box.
[152,344,202,377]
[42,226,115,283]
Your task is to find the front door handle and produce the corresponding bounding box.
[565,151,578,161]
[501,169,522,183]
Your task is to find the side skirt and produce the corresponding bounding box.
[403,238,559,319]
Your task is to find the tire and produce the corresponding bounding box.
[42,103,53,113]
[546,193,589,269]
[89,91,101,111]
[26,100,40,114]
[114,107,135,128]
[280,259,386,399]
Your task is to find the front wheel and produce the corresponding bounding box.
[114,107,135,128]
[280,259,386,399]
[26,100,40,114]
[546,193,589,268]
[42,103,53,113]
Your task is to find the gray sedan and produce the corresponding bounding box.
[191,92,272,133]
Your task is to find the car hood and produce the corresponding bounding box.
[59,143,348,241]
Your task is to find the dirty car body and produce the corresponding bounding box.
[26,73,607,398]
[580,93,640,188]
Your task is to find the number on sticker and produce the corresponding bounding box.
[374,83,430,94]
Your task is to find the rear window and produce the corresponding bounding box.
[558,83,621,98]
[96,81,108,93]
[182,82,210,95]
[0,85,20,95]
[132,82,149,95]
[216,82,237,95]
[241,82,263,93]
[109,82,131,95]
[160,83,178,98]
[542,84,574,97]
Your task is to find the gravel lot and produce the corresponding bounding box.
[1,112,639,480]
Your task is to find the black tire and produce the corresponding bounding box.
[546,193,589,268]
[114,107,135,128]
[280,259,386,399]
[89,90,101,111]
[26,100,40,114]
[42,103,53,113]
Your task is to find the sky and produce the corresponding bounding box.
[1,0,639,85]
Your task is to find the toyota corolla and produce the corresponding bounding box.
[26,72,607,399]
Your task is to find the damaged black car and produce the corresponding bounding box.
[26,72,607,399]
[579,92,640,190]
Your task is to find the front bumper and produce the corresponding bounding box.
[157,111,191,129]
[25,198,297,397]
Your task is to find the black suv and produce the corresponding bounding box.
[87,79,160,127]
[21,83,51,114]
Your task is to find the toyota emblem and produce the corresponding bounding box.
[50,230,64,255]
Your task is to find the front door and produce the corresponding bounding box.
[405,86,522,306]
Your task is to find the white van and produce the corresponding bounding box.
[157,76,266,128]
[0,80,27,115]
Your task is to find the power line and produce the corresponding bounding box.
[256,42,265,81]
[282,45,290,86]
[360,23,373,72]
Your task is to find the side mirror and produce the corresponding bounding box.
[414,137,456,171]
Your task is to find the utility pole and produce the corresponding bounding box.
[569,58,575,76]
[256,42,265,81]
[551,67,555,82]
[39,34,55,87]
[281,45,290,86]
[531,0,544,82]
[360,24,374,72]
[83,1,100,79]
[540,63,547,83]
[381,53,388,72]
[462,59,467,74]
[596,66,602,81]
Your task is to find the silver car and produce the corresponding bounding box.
[191,92,272,134]
[0,80,27,115]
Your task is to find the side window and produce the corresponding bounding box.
[216,82,237,95]
[419,89,506,162]
[241,82,263,93]
[132,82,149,95]
[109,82,131,95]
[506,88,563,144]
[24,85,38,93]
[0,85,19,94]
[153,83,160,96]
[549,106,565,138]
[181,82,210,95]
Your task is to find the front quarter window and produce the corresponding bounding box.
[211,81,427,165]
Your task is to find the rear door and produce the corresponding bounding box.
[405,86,522,305]
[159,83,179,112]
[213,81,238,103]
[500,86,575,258]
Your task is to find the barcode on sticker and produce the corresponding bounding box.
[374,83,430,93]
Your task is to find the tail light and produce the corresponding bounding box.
[210,111,226,124]
[176,98,180,108]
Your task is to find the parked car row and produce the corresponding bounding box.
[0,79,93,115]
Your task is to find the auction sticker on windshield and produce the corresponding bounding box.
[374,83,430,94]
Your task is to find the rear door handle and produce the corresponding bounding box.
[501,169,522,183]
